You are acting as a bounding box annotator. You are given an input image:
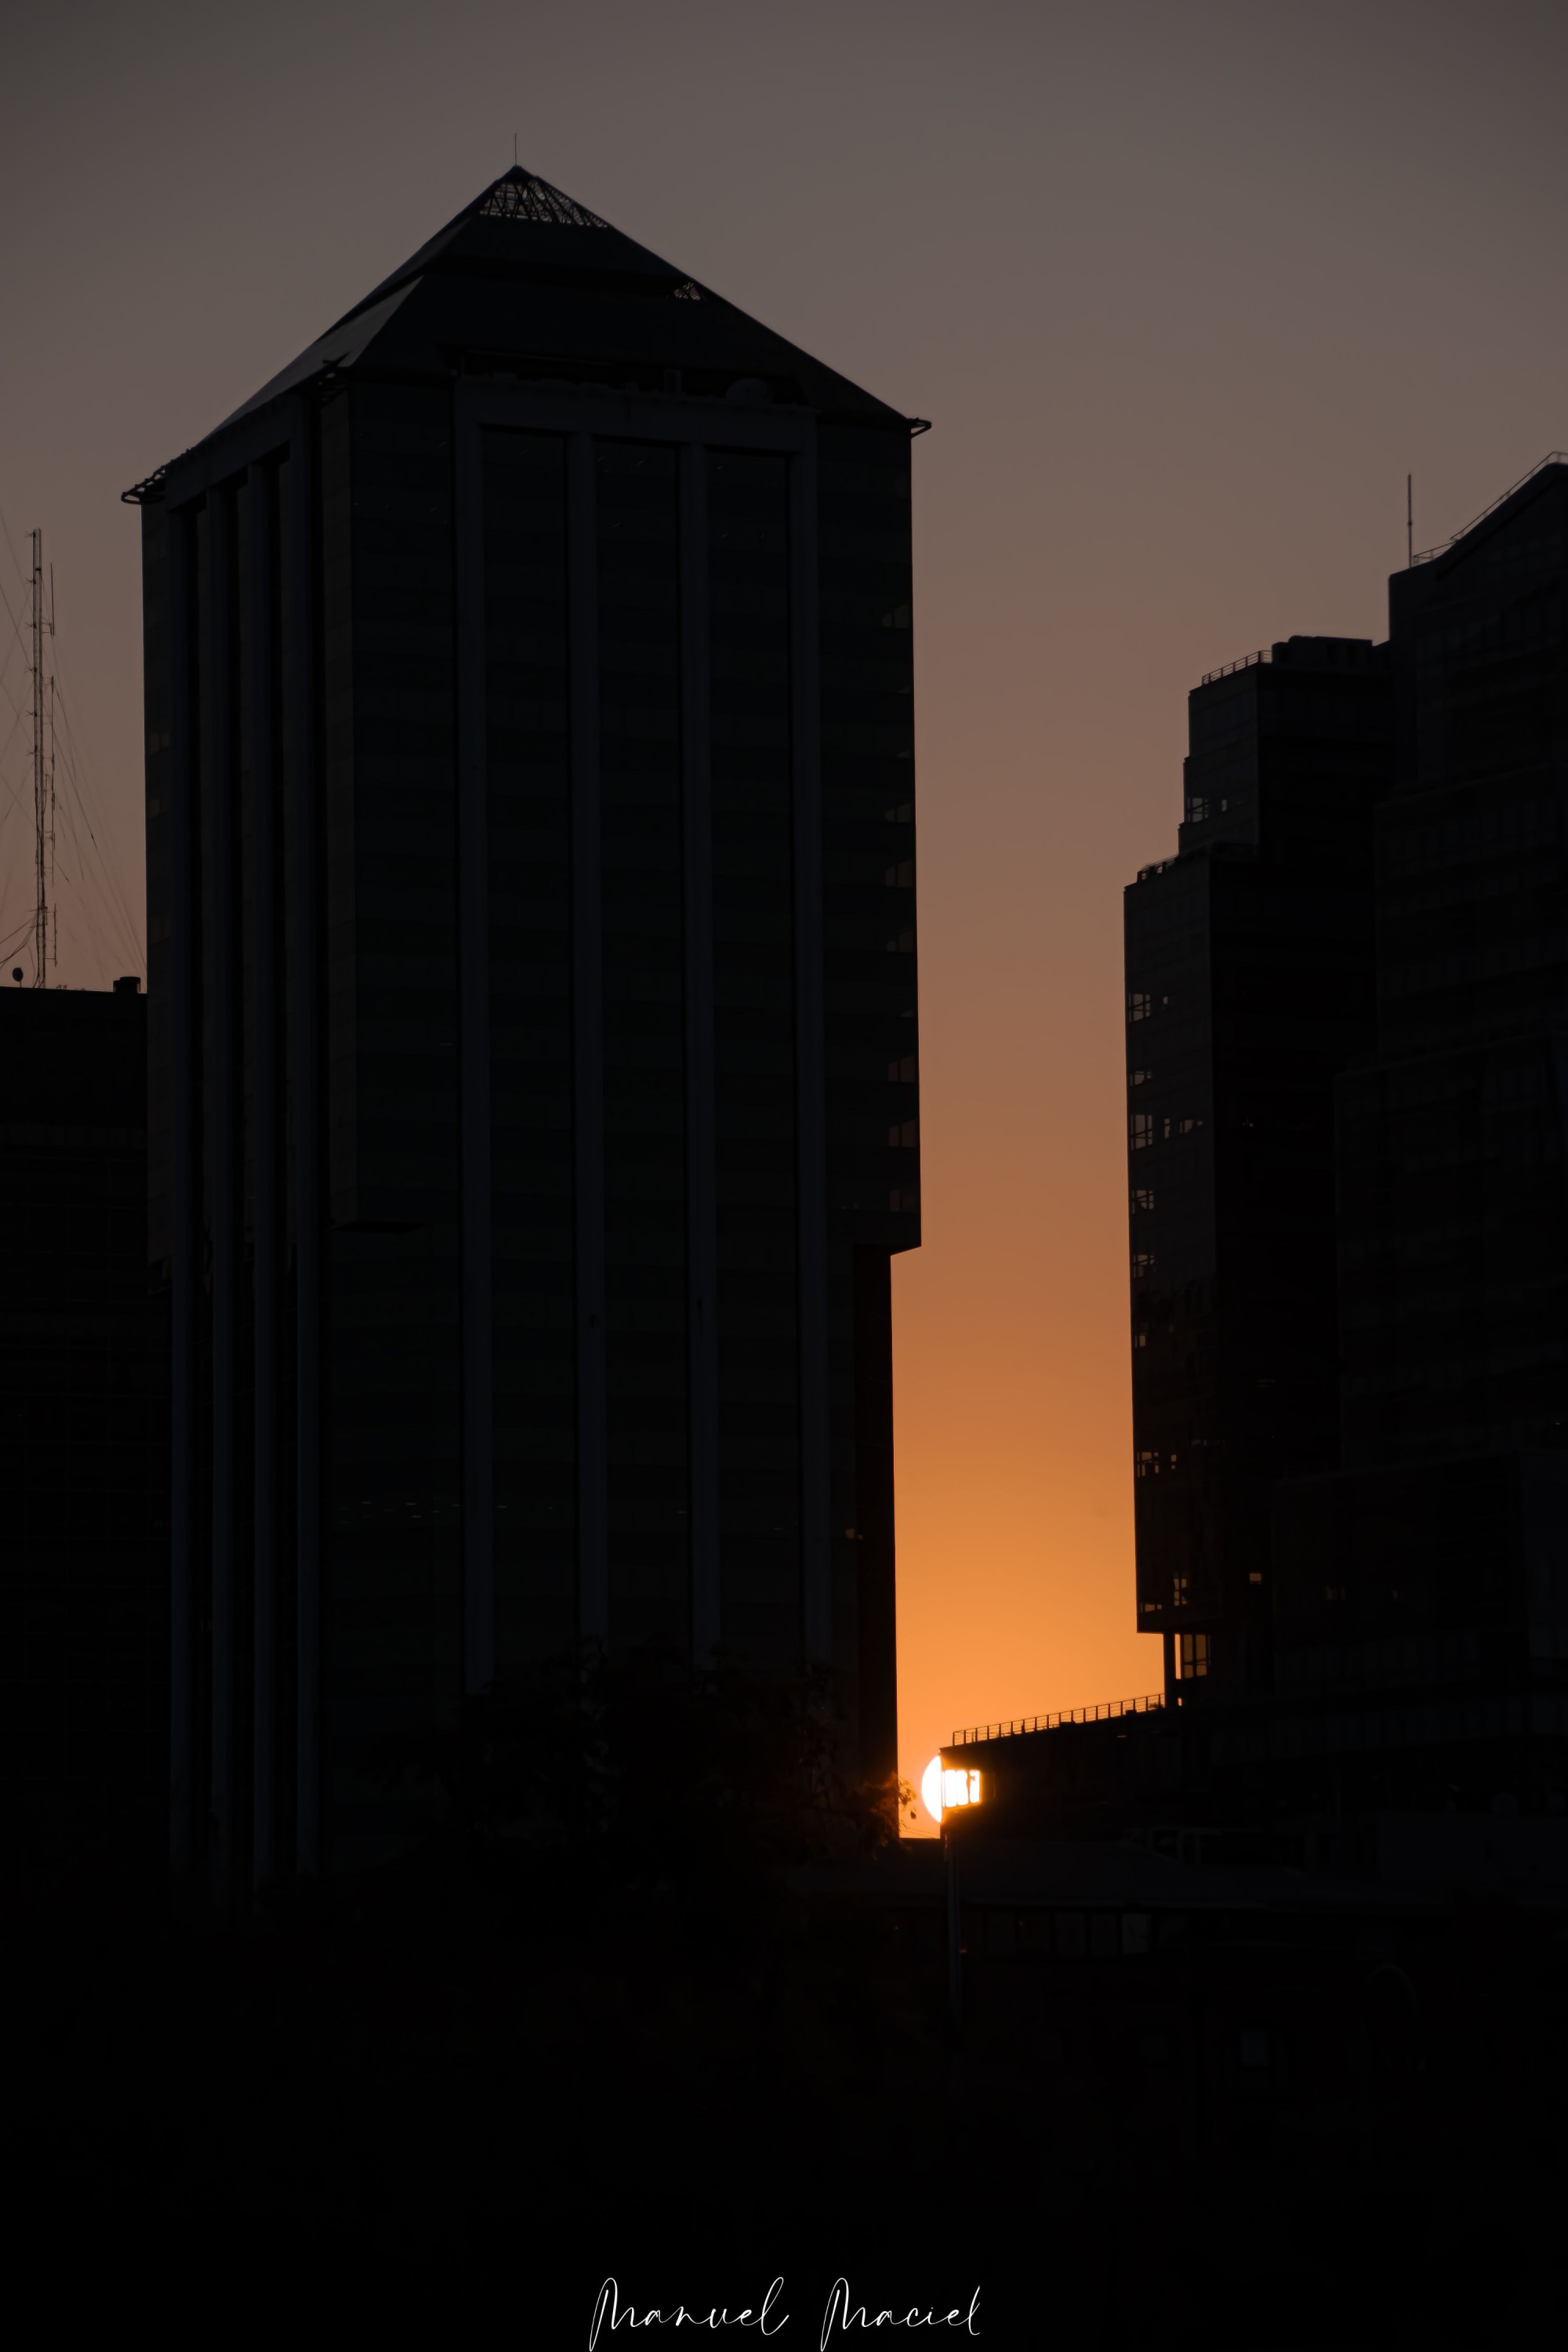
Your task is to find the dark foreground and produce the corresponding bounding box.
[12,1669,1566,2345]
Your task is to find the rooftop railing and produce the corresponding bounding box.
[1411,451,1568,565]
[950,1693,1166,1747]
[1199,648,1268,688]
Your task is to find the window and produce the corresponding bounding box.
[1089,1914,1120,1959]
[1131,1251,1155,1281]
[1127,991,1152,1022]
[1131,1112,1154,1150]
[1133,1330,1148,1349]
[1185,797,1209,825]
[1140,1599,1163,1615]
[887,1120,917,1148]
[1121,1913,1152,1958]
[885,929,915,954]
[887,1188,919,1213]
[1172,1573,1189,1606]
[884,860,914,887]
[1054,1912,1087,1959]
[883,800,913,821]
[1128,1068,1152,1088]
[1177,1632,1210,1680]
[1247,1570,1263,1586]
[985,1911,1018,1955]
[1131,1187,1154,1212]
[1135,1450,1160,1479]
[886,1054,917,1082]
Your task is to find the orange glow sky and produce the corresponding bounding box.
[5,1,1568,1828]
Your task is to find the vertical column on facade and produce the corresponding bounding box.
[681,443,720,1662]
[203,488,240,1892]
[244,462,281,1887]
[568,434,608,1649]
[789,441,832,1664]
[281,416,323,1873]
[455,401,495,1694]
[168,503,199,1873]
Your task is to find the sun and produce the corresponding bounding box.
[920,1755,981,1824]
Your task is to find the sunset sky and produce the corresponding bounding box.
[4,0,1567,1824]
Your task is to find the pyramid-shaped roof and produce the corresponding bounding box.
[211,164,906,438]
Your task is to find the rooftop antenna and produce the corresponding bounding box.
[48,564,56,970]
[27,529,54,989]
[1406,474,1413,568]
[514,131,518,166]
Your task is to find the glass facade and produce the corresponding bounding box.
[485,430,576,1668]
[599,441,690,1654]
[323,385,463,1849]
[710,449,800,1664]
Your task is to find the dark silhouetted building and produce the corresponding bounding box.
[1257,457,1568,1780]
[954,456,1568,1826]
[1123,637,1393,1697]
[128,165,923,1879]
[1116,454,1568,1788]
[0,980,163,1852]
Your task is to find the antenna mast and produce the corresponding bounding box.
[28,530,52,987]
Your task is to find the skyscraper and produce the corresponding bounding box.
[1123,637,1392,1698]
[1271,457,1568,1764]
[129,166,924,1879]
[948,457,1568,1823]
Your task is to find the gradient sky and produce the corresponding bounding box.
[4,0,1567,1824]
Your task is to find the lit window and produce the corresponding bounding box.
[1172,1573,1189,1606]
[1177,1632,1210,1680]
[1127,991,1152,1022]
[1185,797,1210,825]
[1135,1450,1160,1479]
[1131,1112,1154,1150]
[1133,1330,1148,1349]
[1247,1571,1263,1586]
[1131,1251,1155,1281]
[1128,1068,1152,1087]
[1131,1188,1154,1211]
